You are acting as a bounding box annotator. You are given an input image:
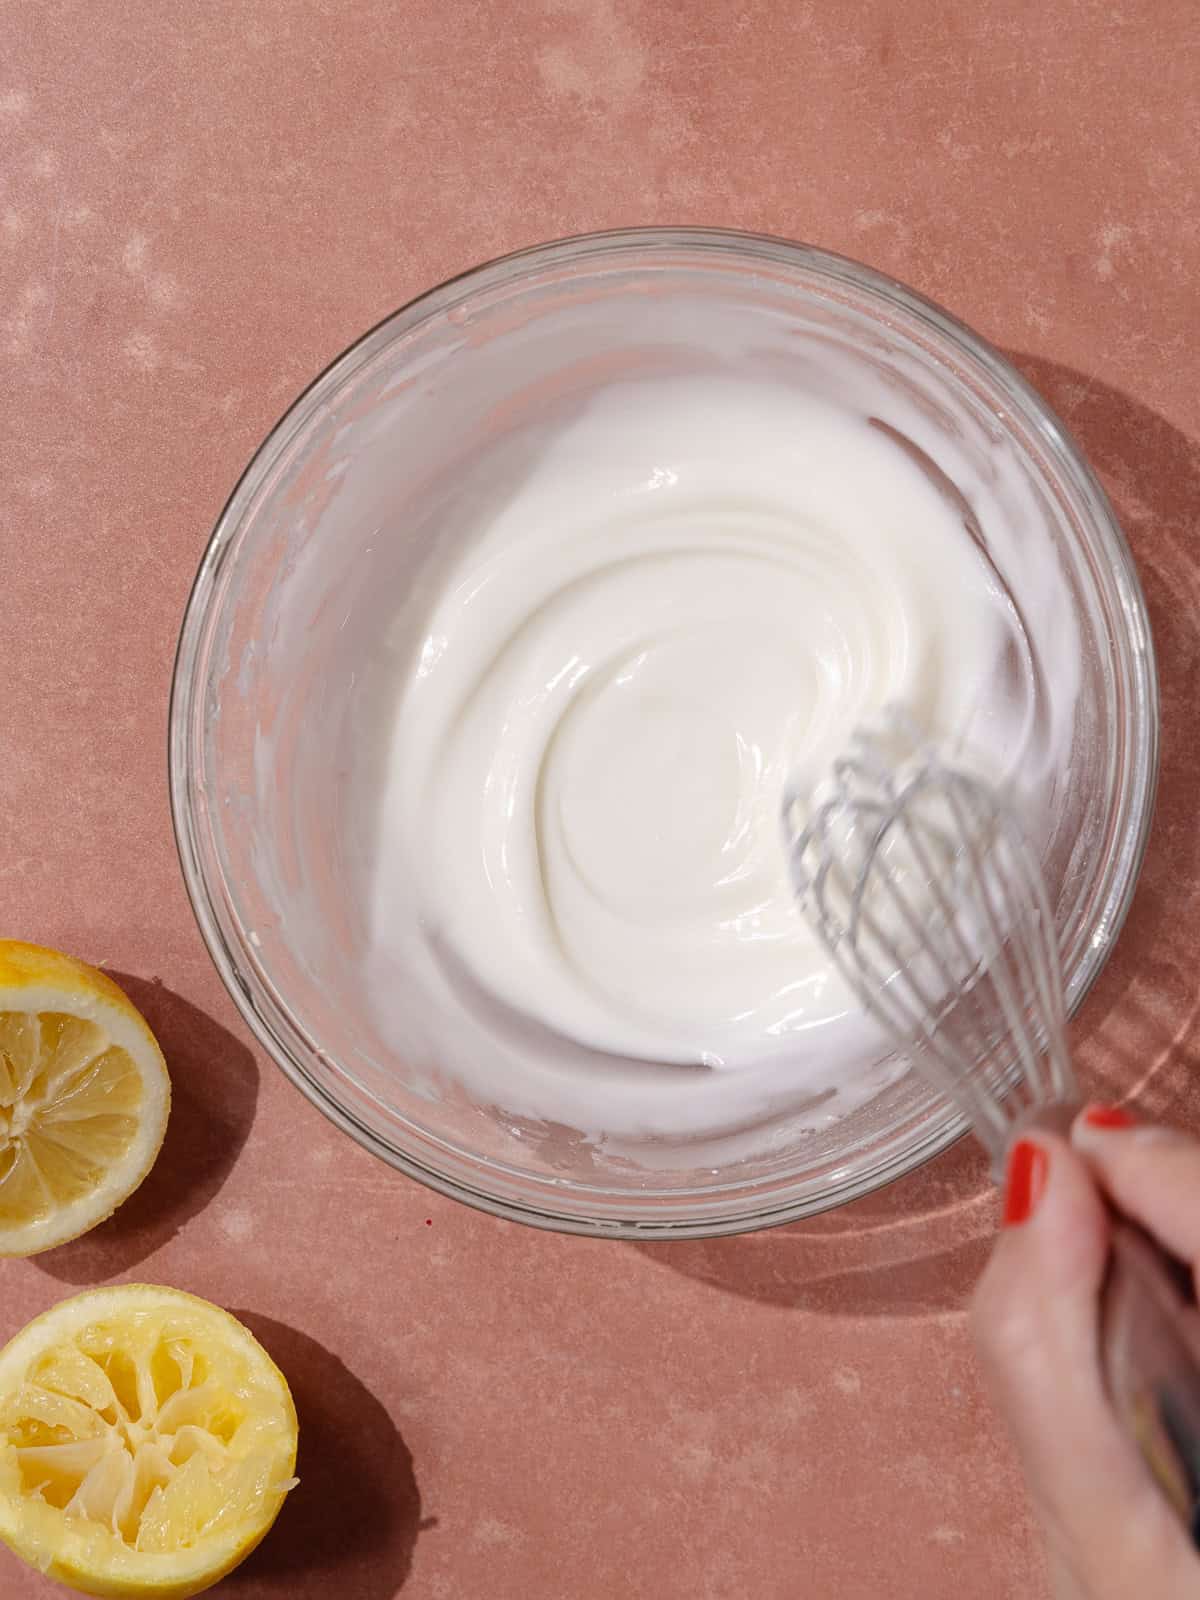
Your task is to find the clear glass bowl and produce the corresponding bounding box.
[169,228,1158,1238]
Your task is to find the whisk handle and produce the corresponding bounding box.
[1101,1219,1200,1547]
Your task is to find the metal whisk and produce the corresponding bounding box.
[783,724,1075,1174]
[783,719,1200,1546]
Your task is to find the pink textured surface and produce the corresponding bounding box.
[3,3,1199,1596]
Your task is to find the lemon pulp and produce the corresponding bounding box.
[0,942,170,1257]
[0,1286,297,1598]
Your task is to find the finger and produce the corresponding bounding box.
[972,1132,1121,1487]
[1072,1106,1200,1266]
[971,1132,1190,1588]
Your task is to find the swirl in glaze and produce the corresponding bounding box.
[373,373,1068,1108]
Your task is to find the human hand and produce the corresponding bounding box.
[971,1109,1200,1599]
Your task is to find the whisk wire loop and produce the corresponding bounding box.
[786,727,1077,1167]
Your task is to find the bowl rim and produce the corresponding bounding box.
[168,224,1160,1240]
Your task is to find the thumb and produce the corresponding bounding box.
[971,1132,1188,1591]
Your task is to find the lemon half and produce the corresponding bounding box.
[0,1285,298,1597]
[0,941,171,1257]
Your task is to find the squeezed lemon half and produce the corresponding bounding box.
[0,941,171,1257]
[0,1285,298,1597]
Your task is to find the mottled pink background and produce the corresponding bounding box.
[3,3,1199,1596]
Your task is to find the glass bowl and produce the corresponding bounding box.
[169,228,1158,1239]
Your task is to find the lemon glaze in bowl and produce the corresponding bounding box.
[169,229,1157,1238]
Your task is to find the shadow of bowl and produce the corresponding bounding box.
[37,973,259,1285]
[636,1129,994,1314]
[1008,353,1200,1127]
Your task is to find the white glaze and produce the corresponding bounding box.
[362,370,1080,1148]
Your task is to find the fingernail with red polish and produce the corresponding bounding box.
[1003,1139,1048,1226]
[1082,1103,1136,1130]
